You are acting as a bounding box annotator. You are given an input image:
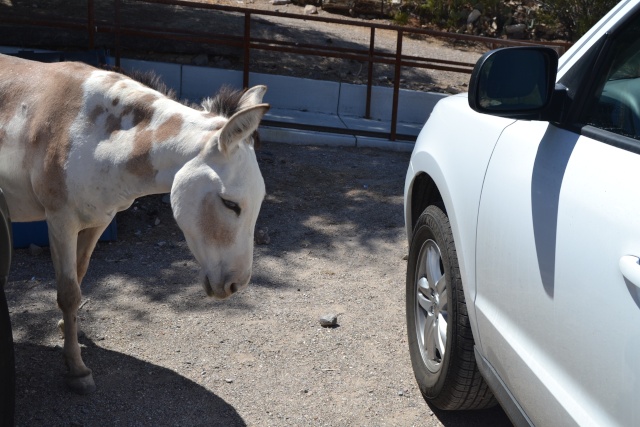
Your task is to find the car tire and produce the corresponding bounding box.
[406,205,495,410]
[0,286,14,427]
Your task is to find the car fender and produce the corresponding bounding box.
[404,94,514,351]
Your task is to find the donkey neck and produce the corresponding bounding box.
[95,94,226,199]
[144,102,225,193]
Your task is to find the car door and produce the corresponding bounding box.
[474,10,640,427]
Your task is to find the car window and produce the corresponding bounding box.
[586,13,640,140]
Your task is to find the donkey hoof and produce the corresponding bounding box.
[65,371,96,395]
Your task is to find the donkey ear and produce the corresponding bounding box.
[237,85,268,109]
[218,103,270,155]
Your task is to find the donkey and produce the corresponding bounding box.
[0,53,269,394]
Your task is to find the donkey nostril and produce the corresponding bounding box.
[229,283,238,294]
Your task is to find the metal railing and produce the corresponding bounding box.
[0,0,571,141]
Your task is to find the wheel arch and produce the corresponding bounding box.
[409,172,443,234]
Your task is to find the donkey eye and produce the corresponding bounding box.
[221,197,241,216]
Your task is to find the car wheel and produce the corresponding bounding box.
[0,286,14,426]
[406,205,495,410]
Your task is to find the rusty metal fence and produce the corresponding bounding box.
[0,0,571,140]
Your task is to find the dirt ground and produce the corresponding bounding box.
[5,142,512,426]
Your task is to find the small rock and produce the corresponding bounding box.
[304,4,317,14]
[270,0,289,4]
[398,390,404,396]
[402,254,408,260]
[193,53,208,66]
[225,378,234,383]
[161,194,171,204]
[467,8,481,24]
[154,217,161,226]
[220,59,233,68]
[255,227,270,245]
[29,243,43,256]
[319,313,339,327]
[505,24,526,39]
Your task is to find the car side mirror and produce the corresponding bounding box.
[468,47,567,122]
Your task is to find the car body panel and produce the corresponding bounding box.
[475,120,640,426]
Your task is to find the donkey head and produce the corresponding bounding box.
[170,86,269,299]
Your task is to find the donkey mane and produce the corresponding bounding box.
[202,85,263,149]
[104,66,178,101]
[106,67,262,148]
[200,85,245,117]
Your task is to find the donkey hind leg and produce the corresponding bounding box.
[47,221,96,394]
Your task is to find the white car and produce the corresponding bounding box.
[403,1,640,425]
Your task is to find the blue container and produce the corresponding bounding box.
[12,220,117,249]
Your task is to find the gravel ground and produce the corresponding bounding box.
[6,143,512,426]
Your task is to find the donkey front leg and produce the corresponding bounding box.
[76,225,110,285]
[48,221,96,394]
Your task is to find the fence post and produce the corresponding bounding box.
[390,29,402,141]
[88,0,95,49]
[115,0,121,68]
[366,27,375,119]
[243,13,251,90]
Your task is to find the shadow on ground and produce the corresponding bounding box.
[14,338,245,427]
[430,404,513,427]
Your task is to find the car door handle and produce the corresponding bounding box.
[620,256,640,288]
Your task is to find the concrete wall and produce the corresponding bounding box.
[116,58,447,134]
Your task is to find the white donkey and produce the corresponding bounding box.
[0,54,269,394]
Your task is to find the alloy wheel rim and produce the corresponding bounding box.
[414,239,448,373]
